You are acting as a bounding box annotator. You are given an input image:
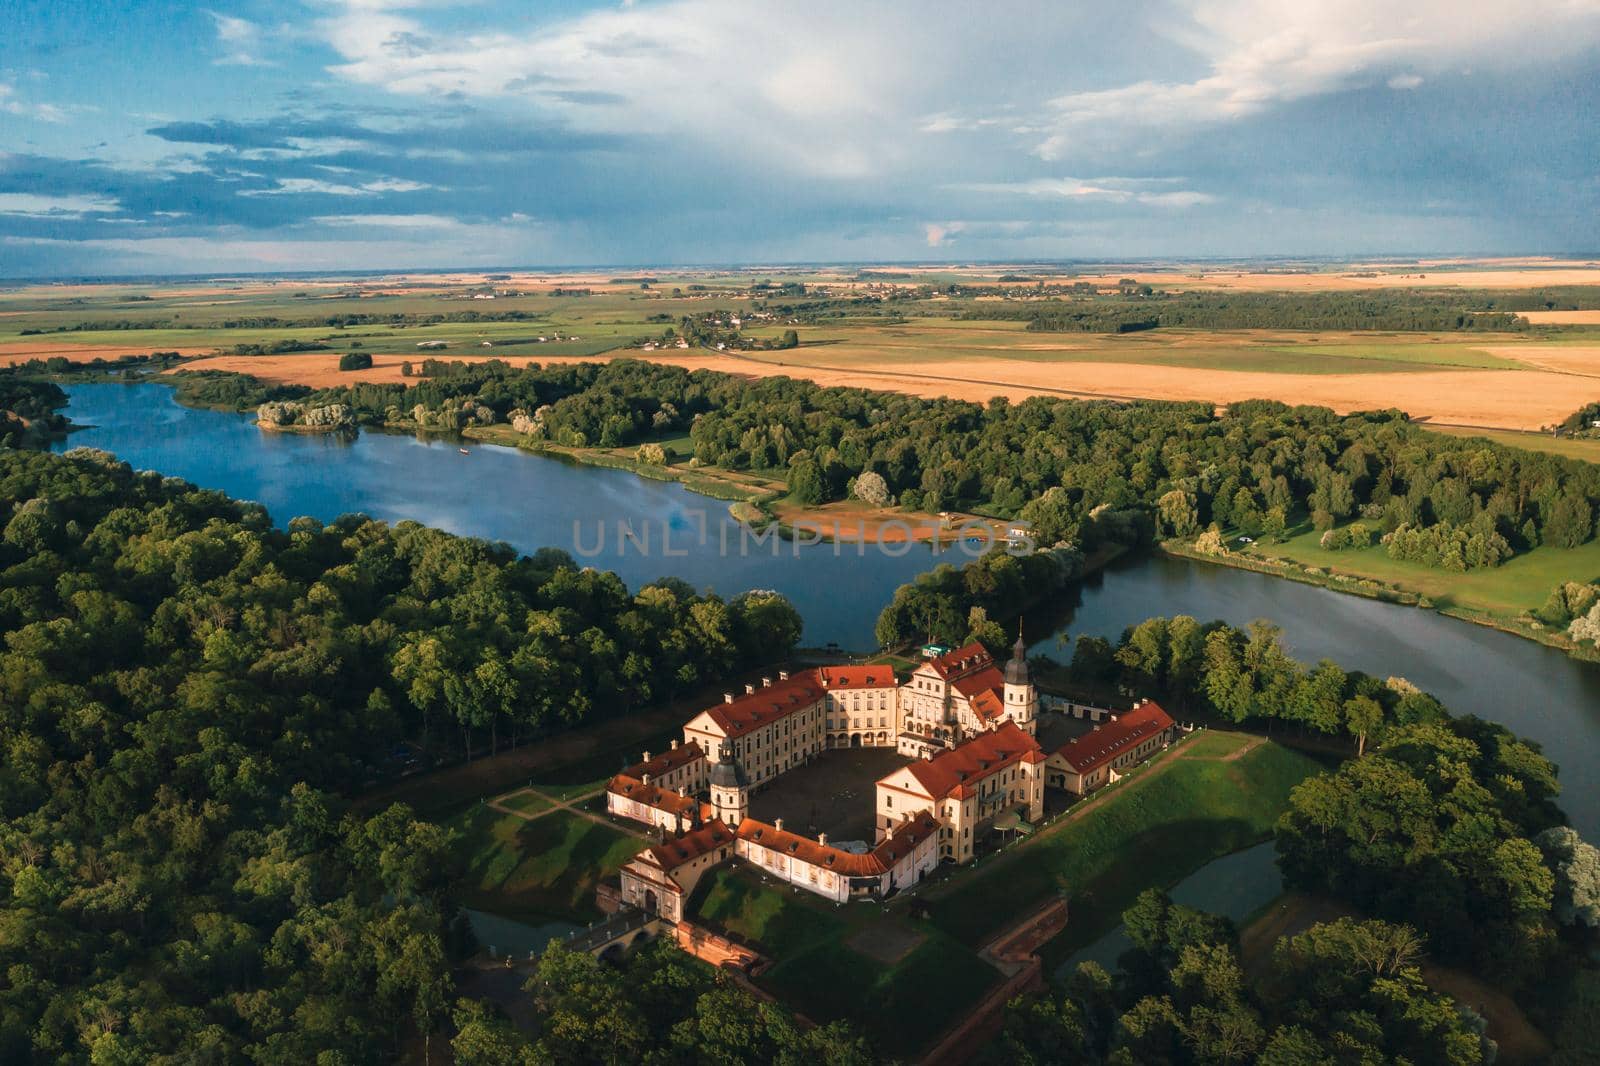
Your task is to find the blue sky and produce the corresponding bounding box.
[2,0,1599,276]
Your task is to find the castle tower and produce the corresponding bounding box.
[1003,624,1037,735]
[708,743,749,826]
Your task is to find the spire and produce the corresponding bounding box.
[1005,620,1030,686]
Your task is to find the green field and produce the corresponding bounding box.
[924,733,1323,959]
[693,866,1000,1058]
[1246,524,1600,617]
[1425,425,1600,463]
[737,322,1532,375]
[498,789,556,816]
[449,807,642,923]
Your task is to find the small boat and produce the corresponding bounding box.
[459,447,470,455]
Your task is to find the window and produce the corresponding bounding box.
[886,795,893,808]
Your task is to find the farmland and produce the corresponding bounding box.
[5,261,1600,429]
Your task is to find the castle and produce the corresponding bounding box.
[606,637,1174,918]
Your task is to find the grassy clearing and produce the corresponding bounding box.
[497,789,556,816]
[925,733,1323,960]
[693,866,999,1059]
[1247,525,1600,617]
[1425,425,1600,464]
[528,776,611,803]
[448,807,642,923]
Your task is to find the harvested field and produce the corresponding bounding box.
[1507,309,1600,325]
[174,344,1594,430]
[1,341,217,365]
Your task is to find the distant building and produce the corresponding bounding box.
[1045,699,1175,795]
[601,630,1181,910]
[619,820,736,920]
[874,721,1045,863]
[735,811,939,902]
[606,740,709,833]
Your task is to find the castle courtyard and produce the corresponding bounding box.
[746,747,911,844]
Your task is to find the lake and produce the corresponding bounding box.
[53,382,1600,836]
[52,382,943,649]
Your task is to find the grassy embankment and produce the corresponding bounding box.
[1165,517,1600,660]
[692,866,1000,1059]
[682,730,1320,1056]
[922,731,1324,968]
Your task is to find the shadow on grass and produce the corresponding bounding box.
[455,808,640,922]
[929,815,1265,949]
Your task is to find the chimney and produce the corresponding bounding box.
[774,818,784,832]
[643,751,652,763]
[818,831,828,846]
[745,683,755,694]
[678,786,687,797]
[762,676,772,688]
[671,739,679,750]
[779,669,789,680]
[642,772,651,785]
[724,692,734,703]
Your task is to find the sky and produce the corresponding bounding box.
[2,0,1599,276]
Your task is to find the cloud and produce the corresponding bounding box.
[1028,0,1600,159]
[0,192,121,217]
[955,176,1215,208]
[238,175,434,196]
[207,11,274,67]
[923,222,962,247]
[0,82,69,123]
[312,213,462,228]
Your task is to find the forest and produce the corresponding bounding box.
[2,424,1598,1060]
[0,446,804,1063]
[0,379,71,448]
[991,615,1600,1064]
[224,358,1600,575]
[958,290,1536,332]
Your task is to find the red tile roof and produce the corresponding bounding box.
[968,686,1007,723]
[697,665,899,739]
[899,721,1045,800]
[646,819,736,871]
[608,774,700,818]
[816,664,896,688]
[736,812,939,877]
[1053,700,1175,774]
[921,642,995,681]
[624,741,705,781]
[701,673,826,739]
[950,664,1006,699]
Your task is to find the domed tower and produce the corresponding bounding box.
[708,742,749,827]
[1003,624,1037,734]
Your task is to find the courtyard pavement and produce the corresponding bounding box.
[747,746,911,843]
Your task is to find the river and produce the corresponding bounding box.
[50,382,1600,836]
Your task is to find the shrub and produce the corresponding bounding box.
[338,351,373,371]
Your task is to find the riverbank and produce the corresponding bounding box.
[457,421,1005,545]
[256,419,355,435]
[1160,537,1600,663]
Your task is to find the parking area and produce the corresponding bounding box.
[747,747,911,844]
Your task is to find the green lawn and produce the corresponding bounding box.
[527,776,611,803]
[1248,524,1600,617]
[449,807,642,923]
[497,789,556,816]
[925,734,1322,960]
[1425,425,1600,464]
[1176,729,1257,759]
[693,867,1000,1059]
